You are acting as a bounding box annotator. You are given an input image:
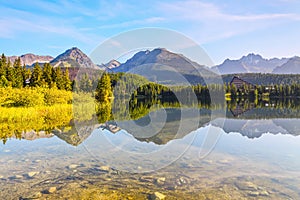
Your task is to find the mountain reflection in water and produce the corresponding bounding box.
[1,98,300,199]
[1,98,300,146]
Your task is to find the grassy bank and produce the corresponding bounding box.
[0,89,100,143]
[0,104,73,143]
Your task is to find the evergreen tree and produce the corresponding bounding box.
[30,63,43,87]
[42,63,53,87]
[13,57,24,88]
[6,60,15,87]
[79,73,92,92]
[95,73,113,102]
[62,68,72,91]
[0,54,7,77]
[54,67,64,89]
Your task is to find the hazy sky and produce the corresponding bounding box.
[1,0,300,65]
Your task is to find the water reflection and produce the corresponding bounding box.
[1,98,300,198]
[1,98,300,145]
[102,97,300,144]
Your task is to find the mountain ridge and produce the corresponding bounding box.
[5,47,300,75]
[8,54,53,66]
[212,53,289,74]
[112,48,210,73]
[110,48,217,85]
[272,56,300,74]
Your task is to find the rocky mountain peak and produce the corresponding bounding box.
[104,59,121,70]
[241,53,263,63]
[111,48,214,84]
[51,47,98,69]
[8,54,53,66]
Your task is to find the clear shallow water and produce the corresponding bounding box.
[1,108,300,199]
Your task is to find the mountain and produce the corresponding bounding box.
[52,122,96,146]
[103,59,121,70]
[272,56,300,74]
[113,48,207,74]
[50,47,98,69]
[213,53,288,74]
[8,54,53,66]
[211,118,298,139]
[112,48,216,85]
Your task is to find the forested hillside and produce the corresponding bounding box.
[222,73,300,85]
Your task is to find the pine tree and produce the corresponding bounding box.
[42,63,53,87]
[6,60,15,87]
[95,73,113,102]
[79,73,92,92]
[0,54,7,77]
[52,67,64,90]
[62,68,72,91]
[13,57,24,88]
[30,63,43,87]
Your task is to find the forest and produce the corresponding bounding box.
[1,53,300,108]
[2,52,300,142]
[0,53,73,107]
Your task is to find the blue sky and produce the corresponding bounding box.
[1,0,300,65]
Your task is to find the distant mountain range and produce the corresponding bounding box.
[272,56,300,74]
[7,47,300,75]
[8,47,98,69]
[8,54,53,66]
[212,53,289,74]
[211,118,300,139]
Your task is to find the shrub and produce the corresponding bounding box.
[0,87,72,107]
[43,88,72,106]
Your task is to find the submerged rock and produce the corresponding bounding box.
[10,175,23,179]
[149,192,166,200]
[140,176,154,183]
[43,186,57,194]
[68,164,80,169]
[235,181,258,191]
[156,177,166,185]
[260,190,270,196]
[176,176,189,186]
[99,165,110,172]
[26,171,39,178]
[248,191,259,197]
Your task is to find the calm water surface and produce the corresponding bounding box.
[1,104,300,199]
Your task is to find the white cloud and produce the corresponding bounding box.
[0,6,100,45]
[158,0,300,43]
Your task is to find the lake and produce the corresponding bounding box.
[1,99,300,199]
